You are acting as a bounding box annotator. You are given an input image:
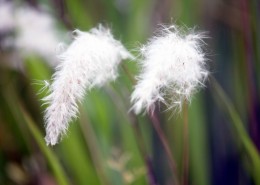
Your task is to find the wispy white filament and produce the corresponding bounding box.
[44,25,132,145]
[131,25,208,114]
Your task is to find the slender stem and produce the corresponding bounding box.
[240,0,259,150]
[149,111,179,185]
[182,101,189,185]
[130,112,158,185]
[106,83,158,185]
[79,107,111,185]
[121,65,180,184]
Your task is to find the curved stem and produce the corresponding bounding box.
[182,101,189,185]
[121,64,180,184]
[79,107,111,185]
[149,111,179,185]
[130,112,158,185]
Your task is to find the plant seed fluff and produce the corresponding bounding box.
[43,25,132,145]
[131,25,209,114]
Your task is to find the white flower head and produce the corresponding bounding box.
[43,25,132,145]
[14,5,62,66]
[0,0,15,50]
[131,25,209,114]
[0,0,15,32]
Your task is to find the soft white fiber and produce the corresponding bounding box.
[131,25,208,114]
[44,25,132,145]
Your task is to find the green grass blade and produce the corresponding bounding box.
[58,121,101,185]
[211,78,260,185]
[3,86,69,185]
[20,105,70,185]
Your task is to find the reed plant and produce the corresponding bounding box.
[0,0,259,185]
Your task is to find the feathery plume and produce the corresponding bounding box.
[131,25,208,114]
[43,25,132,145]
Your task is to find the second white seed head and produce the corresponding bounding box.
[131,25,209,114]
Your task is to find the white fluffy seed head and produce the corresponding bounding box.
[0,0,15,49]
[14,5,61,66]
[131,25,208,114]
[43,25,132,145]
[0,0,15,32]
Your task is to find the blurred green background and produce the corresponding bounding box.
[0,0,259,185]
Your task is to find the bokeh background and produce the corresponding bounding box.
[0,0,259,185]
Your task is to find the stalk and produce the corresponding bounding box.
[149,111,179,185]
[79,107,111,185]
[182,101,189,185]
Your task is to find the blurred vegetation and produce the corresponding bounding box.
[0,0,259,185]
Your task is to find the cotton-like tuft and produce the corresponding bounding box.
[43,25,132,145]
[131,25,208,114]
